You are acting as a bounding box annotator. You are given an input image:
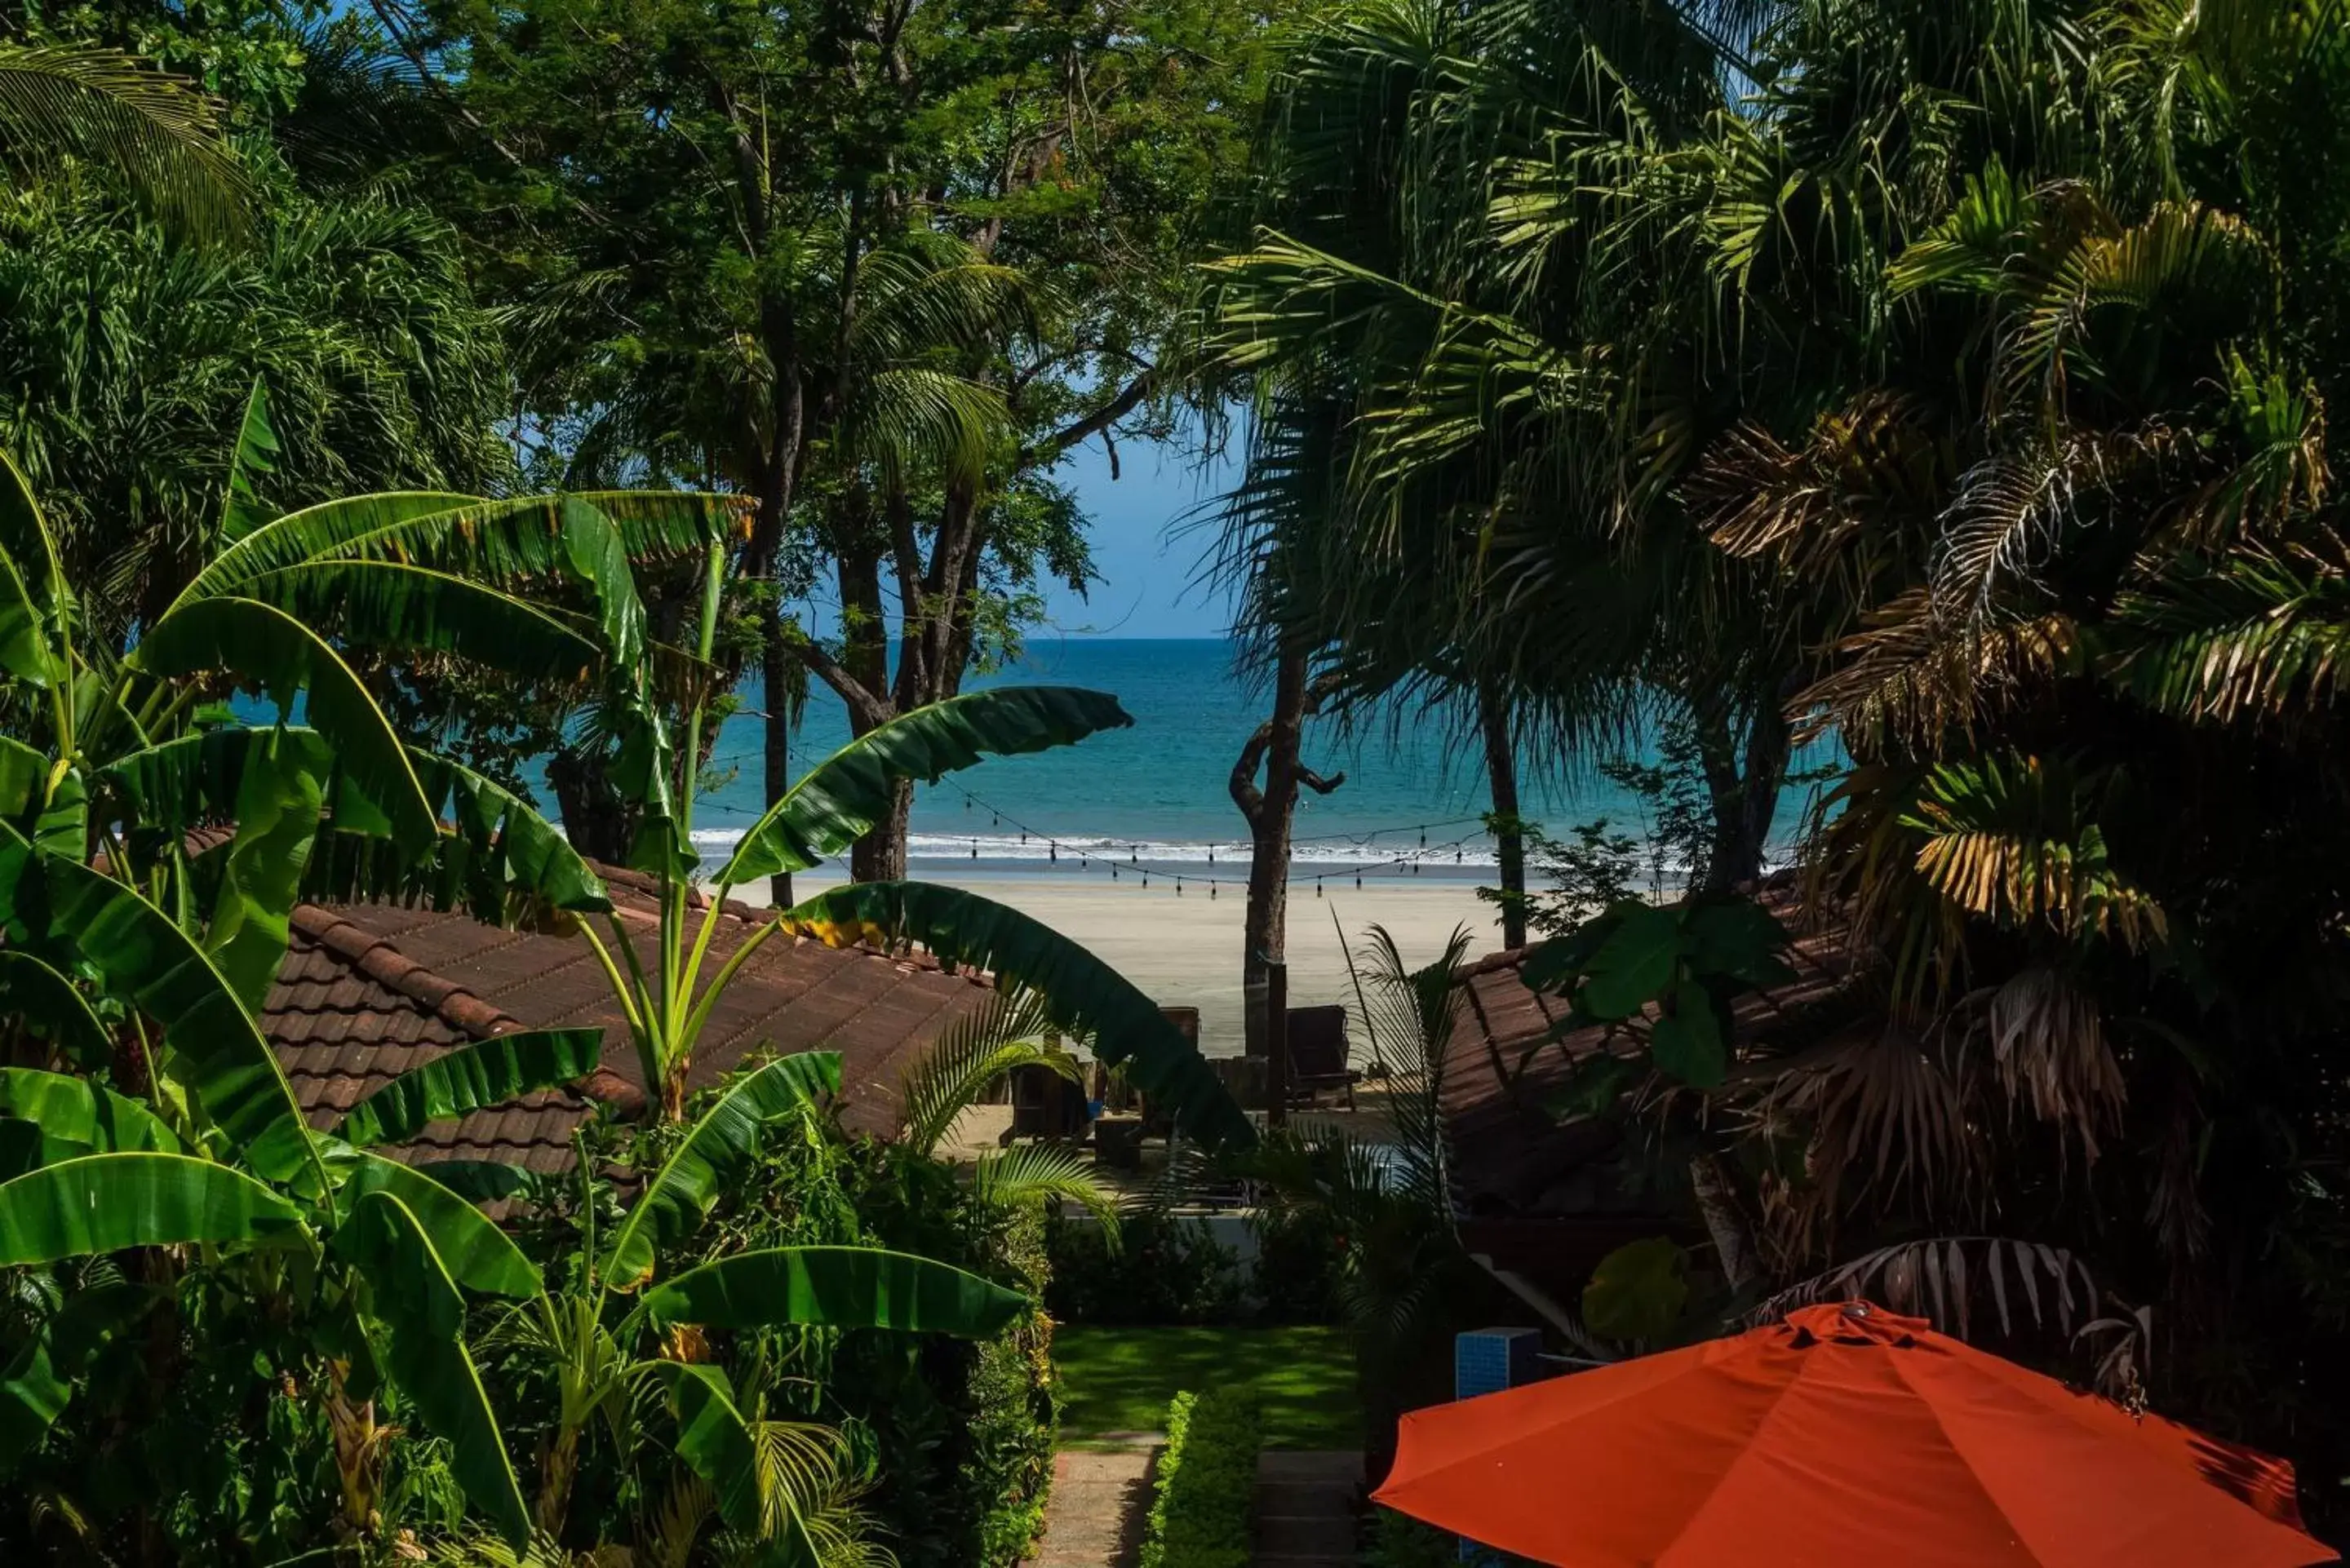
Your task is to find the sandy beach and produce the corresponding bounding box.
[783,870,1507,1055]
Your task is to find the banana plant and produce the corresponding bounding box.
[308,501,1256,1143]
[0,832,1022,1552]
[0,383,736,964]
[0,829,608,1540]
[488,1049,1029,1550]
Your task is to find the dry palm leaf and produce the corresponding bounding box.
[1974,967,2126,1161]
[1752,1234,2100,1345]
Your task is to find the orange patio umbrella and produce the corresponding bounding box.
[1372,1301,2336,1568]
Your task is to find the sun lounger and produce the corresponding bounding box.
[1284,1003,1360,1110]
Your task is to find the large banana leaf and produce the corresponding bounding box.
[0,736,82,858]
[238,560,601,684]
[0,451,67,689]
[0,1068,176,1152]
[645,1362,766,1535]
[304,749,610,919]
[215,732,324,1012]
[0,1152,304,1265]
[783,883,1255,1149]
[0,1282,165,1468]
[638,1246,1029,1339]
[0,1119,87,1180]
[0,950,110,1070]
[131,596,436,849]
[104,727,333,1007]
[0,848,313,1176]
[599,1052,842,1291]
[219,374,281,544]
[176,489,739,614]
[100,724,335,829]
[335,1189,532,1547]
[0,736,47,818]
[334,1028,605,1149]
[712,688,1134,888]
[167,489,483,610]
[339,1153,542,1299]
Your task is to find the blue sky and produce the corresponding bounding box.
[784,431,1243,641]
[1029,436,1239,638]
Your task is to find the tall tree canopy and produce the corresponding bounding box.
[395,0,1283,889]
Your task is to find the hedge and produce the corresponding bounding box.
[1137,1387,1263,1568]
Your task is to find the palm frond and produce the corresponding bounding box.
[2112,547,2350,721]
[1753,1235,2103,1348]
[0,44,251,240]
[1900,754,2167,948]
[970,1143,1126,1237]
[895,990,1068,1156]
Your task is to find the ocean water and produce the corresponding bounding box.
[683,639,1828,888]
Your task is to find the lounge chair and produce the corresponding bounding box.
[1284,1004,1360,1110]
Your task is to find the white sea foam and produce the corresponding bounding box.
[683,826,1501,870]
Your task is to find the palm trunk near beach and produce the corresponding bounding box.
[1479,680,1528,950]
[1233,647,1346,1058]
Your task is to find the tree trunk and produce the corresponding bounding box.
[1478,680,1528,950]
[836,541,909,883]
[1696,693,1791,893]
[761,632,797,907]
[743,341,804,906]
[1232,648,1344,1059]
[1689,1151,1760,1293]
[548,745,634,864]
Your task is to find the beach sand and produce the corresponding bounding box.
[784,870,1506,1056]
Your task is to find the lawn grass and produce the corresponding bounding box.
[1053,1324,1363,1450]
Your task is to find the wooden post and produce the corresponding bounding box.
[1266,956,1289,1128]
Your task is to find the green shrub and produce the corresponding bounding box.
[1045,1207,1244,1324]
[1245,1202,1345,1323]
[1137,1388,1261,1568]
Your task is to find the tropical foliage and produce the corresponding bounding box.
[1209,0,2350,1522]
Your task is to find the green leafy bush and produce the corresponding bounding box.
[1045,1207,1243,1325]
[1138,1388,1261,1568]
[1246,1202,1346,1324]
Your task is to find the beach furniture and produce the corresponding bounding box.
[1284,1004,1360,1110]
[1008,1063,1087,1140]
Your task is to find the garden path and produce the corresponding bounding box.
[1027,1441,1159,1568]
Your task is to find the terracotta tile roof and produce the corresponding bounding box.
[1442,880,1866,1216]
[266,862,998,1178]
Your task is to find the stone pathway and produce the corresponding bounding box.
[1026,1442,1159,1568]
[1026,1443,1363,1566]
[1254,1450,1360,1567]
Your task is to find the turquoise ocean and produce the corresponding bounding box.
[682,639,1827,890]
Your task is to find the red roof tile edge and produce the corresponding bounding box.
[287,903,648,1120]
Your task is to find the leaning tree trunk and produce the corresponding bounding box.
[1478,680,1528,950]
[1232,648,1345,1059]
